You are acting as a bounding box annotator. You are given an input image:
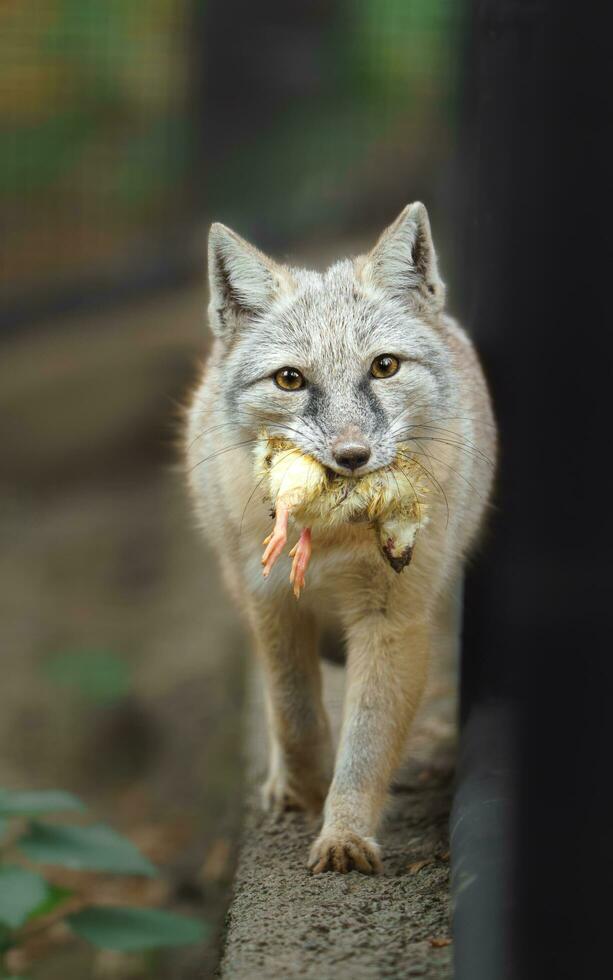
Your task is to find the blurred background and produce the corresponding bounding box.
[1,1,466,977]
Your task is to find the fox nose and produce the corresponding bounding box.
[331,428,371,471]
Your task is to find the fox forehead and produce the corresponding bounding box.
[228,261,446,384]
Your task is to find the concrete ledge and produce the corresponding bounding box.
[220,636,457,980]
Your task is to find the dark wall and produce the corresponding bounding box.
[457,1,613,977]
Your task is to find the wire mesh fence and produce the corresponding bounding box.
[1,0,462,321]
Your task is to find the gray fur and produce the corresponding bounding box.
[210,204,455,476]
[187,203,497,874]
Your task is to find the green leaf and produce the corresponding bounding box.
[0,789,85,818]
[45,650,131,704]
[0,920,12,950]
[0,866,49,928]
[0,816,7,840]
[68,906,207,951]
[27,884,74,922]
[18,823,156,877]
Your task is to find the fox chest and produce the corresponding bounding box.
[245,521,389,602]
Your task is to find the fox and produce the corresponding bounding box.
[185,203,496,874]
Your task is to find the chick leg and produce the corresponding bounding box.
[261,502,290,578]
[289,527,312,599]
[378,516,420,573]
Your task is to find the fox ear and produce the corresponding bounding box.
[207,223,290,338]
[362,203,445,312]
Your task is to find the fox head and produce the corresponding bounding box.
[207,204,456,476]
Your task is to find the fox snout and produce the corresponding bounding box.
[330,425,372,473]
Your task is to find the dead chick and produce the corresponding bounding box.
[255,435,428,597]
[257,443,326,597]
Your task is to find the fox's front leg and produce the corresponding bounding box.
[309,616,429,873]
[249,599,333,814]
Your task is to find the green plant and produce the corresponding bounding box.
[0,788,207,978]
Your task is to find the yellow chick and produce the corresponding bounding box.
[254,435,428,597]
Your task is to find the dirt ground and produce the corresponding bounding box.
[1,265,457,979]
[220,606,459,980]
[0,288,246,978]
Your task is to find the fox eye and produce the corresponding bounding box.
[274,367,305,391]
[370,354,400,379]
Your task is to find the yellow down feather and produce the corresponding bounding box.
[254,434,429,571]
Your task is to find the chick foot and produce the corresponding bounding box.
[289,527,312,599]
[261,503,290,577]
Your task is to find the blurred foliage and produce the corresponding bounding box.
[209,0,463,237]
[1,0,463,302]
[1,0,189,200]
[0,791,84,818]
[0,789,206,977]
[1,0,192,296]
[44,651,131,705]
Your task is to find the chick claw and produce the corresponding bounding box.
[261,503,290,578]
[288,527,312,599]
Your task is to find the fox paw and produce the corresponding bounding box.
[261,773,327,816]
[308,831,382,874]
[262,777,306,815]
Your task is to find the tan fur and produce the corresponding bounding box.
[185,208,496,874]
